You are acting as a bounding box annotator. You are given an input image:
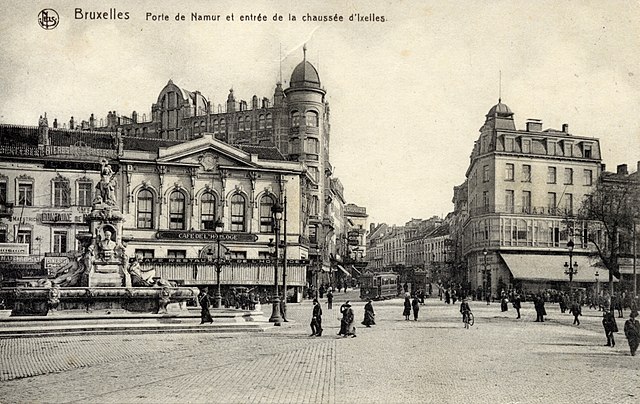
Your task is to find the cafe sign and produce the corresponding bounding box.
[155,231,258,243]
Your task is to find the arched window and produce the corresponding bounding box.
[259,195,274,233]
[291,111,300,127]
[238,116,244,131]
[266,114,272,128]
[259,114,265,129]
[137,189,154,229]
[213,120,218,133]
[230,194,246,232]
[245,116,251,130]
[169,191,186,230]
[201,192,216,230]
[220,119,226,132]
[306,111,319,127]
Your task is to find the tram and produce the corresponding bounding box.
[359,272,400,300]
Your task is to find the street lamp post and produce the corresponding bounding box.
[269,200,284,325]
[595,270,600,297]
[482,248,489,304]
[213,219,225,309]
[564,239,578,291]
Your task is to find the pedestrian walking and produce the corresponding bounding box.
[602,310,618,347]
[485,292,491,305]
[624,310,640,356]
[570,300,582,325]
[412,296,420,321]
[344,302,356,337]
[326,289,333,309]
[513,293,522,319]
[403,296,411,320]
[338,301,350,336]
[444,289,451,304]
[198,287,213,324]
[534,294,546,322]
[310,298,323,337]
[362,298,375,327]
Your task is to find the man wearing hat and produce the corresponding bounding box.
[624,310,640,356]
[602,309,618,347]
[310,298,323,337]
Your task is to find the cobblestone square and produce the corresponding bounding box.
[1,295,640,403]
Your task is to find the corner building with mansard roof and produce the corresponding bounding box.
[459,99,604,297]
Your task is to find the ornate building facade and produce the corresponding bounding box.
[0,50,361,295]
[461,100,603,295]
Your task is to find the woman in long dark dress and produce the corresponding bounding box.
[403,296,411,320]
[362,299,375,327]
[199,288,213,324]
[624,310,640,356]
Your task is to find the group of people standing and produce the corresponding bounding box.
[403,296,421,321]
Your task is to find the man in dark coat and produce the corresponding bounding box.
[310,299,323,336]
[534,294,546,322]
[513,294,522,319]
[326,289,333,310]
[412,296,420,321]
[570,300,582,325]
[198,287,213,325]
[362,298,375,327]
[603,310,618,347]
[624,310,640,356]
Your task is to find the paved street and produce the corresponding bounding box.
[1,293,640,404]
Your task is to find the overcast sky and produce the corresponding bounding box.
[1,0,639,226]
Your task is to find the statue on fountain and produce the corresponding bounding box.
[95,160,117,207]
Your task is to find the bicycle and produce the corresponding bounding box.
[462,312,474,329]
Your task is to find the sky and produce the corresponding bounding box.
[1,0,639,226]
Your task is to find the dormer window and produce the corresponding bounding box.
[584,144,592,158]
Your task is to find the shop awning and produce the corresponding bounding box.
[336,264,351,277]
[500,253,614,282]
[351,265,362,275]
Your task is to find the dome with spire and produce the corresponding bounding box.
[290,60,321,89]
[289,45,321,89]
[486,99,513,117]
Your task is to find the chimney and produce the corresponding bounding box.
[562,123,569,133]
[526,119,542,132]
[637,161,640,174]
[617,164,628,176]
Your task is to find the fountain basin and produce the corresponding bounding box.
[0,286,199,316]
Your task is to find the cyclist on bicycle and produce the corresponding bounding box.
[460,298,472,326]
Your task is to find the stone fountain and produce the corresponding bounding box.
[0,159,198,316]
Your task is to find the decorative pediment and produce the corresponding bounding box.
[156,134,258,168]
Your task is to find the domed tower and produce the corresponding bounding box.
[482,99,515,131]
[284,46,330,259]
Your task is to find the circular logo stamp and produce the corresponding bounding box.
[38,9,59,30]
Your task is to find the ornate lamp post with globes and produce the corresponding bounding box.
[269,200,284,325]
[564,239,578,291]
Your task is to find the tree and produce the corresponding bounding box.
[578,174,640,299]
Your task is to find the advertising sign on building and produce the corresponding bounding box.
[0,243,30,256]
[44,256,71,276]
